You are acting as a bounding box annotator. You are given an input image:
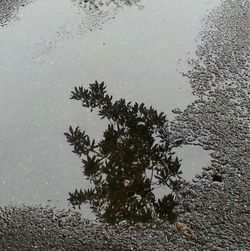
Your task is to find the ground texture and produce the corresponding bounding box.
[0,0,249,250]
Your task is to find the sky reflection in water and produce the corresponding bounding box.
[0,0,220,218]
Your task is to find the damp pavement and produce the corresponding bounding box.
[1,0,250,250]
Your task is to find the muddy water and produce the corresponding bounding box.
[0,0,220,215]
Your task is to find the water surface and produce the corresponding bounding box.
[0,0,220,216]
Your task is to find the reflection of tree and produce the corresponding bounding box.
[65,82,183,224]
[0,0,33,27]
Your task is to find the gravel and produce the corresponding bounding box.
[0,0,33,26]
[1,0,250,250]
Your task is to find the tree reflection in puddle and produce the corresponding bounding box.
[65,81,183,224]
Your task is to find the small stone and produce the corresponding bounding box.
[172,108,182,114]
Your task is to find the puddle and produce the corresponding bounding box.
[0,0,220,217]
[175,145,212,181]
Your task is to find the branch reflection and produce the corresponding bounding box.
[65,81,183,224]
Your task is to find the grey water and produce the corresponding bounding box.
[0,0,220,217]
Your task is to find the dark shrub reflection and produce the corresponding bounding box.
[65,81,183,224]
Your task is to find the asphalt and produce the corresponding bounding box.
[0,0,250,250]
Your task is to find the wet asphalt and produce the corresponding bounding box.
[0,0,250,250]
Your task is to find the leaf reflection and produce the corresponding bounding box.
[66,81,183,224]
